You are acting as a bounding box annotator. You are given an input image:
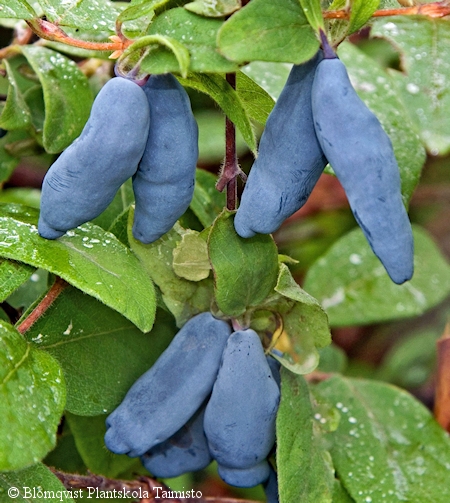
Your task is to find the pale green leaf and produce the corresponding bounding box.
[303,226,450,327]
[299,0,325,33]
[236,71,275,125]
[241,61,292,101]
[172,230,211,281]
[315,376,450,503]
[0,203,156,332]
[372,16,450,155]
[0,321,66,471]
[0,259,33,302]
[185,0,241,17]
[190,169,226,227]
[0,59,31,130]
[0,0,35,19]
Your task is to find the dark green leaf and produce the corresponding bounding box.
[0,204,156,332]
[190,169,226,227]
[44,421,87,474]
[20,46,93,153]
[142,8,238,73]
[338,42,426,203]
[372,16,450,156]
[0,259,33,302]
[218,0,319,64]
[129,215,213,327]
[0,130,24,183]
[184,0,241,17]
[236,70,274,125]
[332,479,355,503]
[303,226,450,327]
[348,0,380,34]
[315,376,450,503]
[277,370,334,503]
[66,413,139,477]
[208,210,278,317]
[0,463,75,502]
[24,287,175,415]
[0,321,66,471]
[0,59,31,130]
[179,73,256,154]
[6,268,48,312]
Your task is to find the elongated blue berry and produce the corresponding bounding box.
[218,461,271,488]
[204,329,280,470]
[38,78,150,239]
[311,49,414,284]
[234,51,327,238]
[105,312,231,457]
[132,74,199,244]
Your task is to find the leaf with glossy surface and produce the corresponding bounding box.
[315,376,450,503]
[338,42,426,203]
[0,321,65,471]
[0,203,156,332]
[179,72,256,154]
[173,230,211,281]
[129,216,213,327]
[0,0,35,19]
[142,8,238,73]
[20,45,93,153]
[277,370,334,503]
[304,226,450,327]
[0,258,33,302]
[0,463,74,502]
[24,286,176,415]
[372,16,450,156]
[190,169,226,227]
[218,0,319,64]
[208,210,278,316]
[185,0,241,17]
[0,59,31,130]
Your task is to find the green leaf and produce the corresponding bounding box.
[24,286,176,415]
[172,230,211,281]
[315,376,450,503]
[184,0,241,17]
[7,269,49,311]
[299,0,325,33]
[241,61,292,100]
[217,0,319,64]
[179,73,256,154]
[272,264,331,374]
[37,0,123,31]
[91,180,134,232]
[121,35,190,78]
[0,59,31,130]
[0,463,75,502]
[190,169,226,227]
[337,41,426,203]
[332,480,355,503]
[277,370,334,503]
[0,259,33,302]
[303,225,450,327]
[0,204,156,332]
[143,8,238,73]
[0,187,41,209]
[66,413,139,477]
[129,215,213,327]
[20,45,93,153]
[0,130,23,183]
[236,71,274,125]
[117,0,158,24]
[44,421,87,474]
[208,210,278,317]
[372,16,450,156]
[0,0,35,19]
[0,321,65,471]
[348,0,380,34]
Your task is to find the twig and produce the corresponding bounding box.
[215,74,247,211]
[16,277,67,334]
[434,323,450,433]
[323,2,450,20]
[50,469,260,503]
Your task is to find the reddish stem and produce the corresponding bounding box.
[16,277,67,334]
[323,2,450,19]
[434,324,450,433]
